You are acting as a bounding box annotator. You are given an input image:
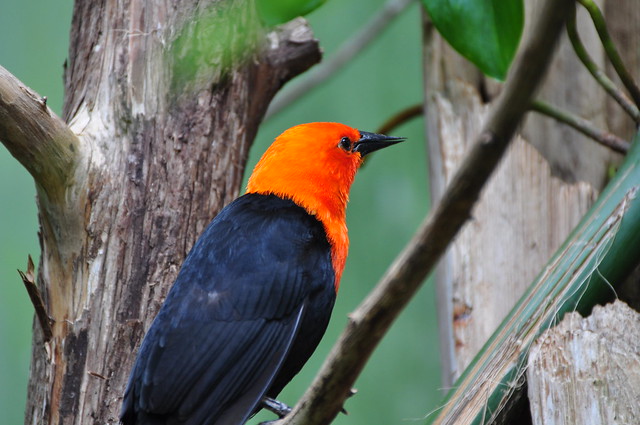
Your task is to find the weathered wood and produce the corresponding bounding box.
[423,0,639,388]
[527,300,640,425]
[427,135,640,425]
[422,32,596,388]
[0,66,81,204]
[0,2,320,424]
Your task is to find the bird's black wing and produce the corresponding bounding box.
[121,194,335,425]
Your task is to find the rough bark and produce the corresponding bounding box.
[423,0,638,387]
[0,1,320,424]
[527,300,640,425]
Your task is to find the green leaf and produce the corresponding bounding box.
[256,0,327,27]
[422,0,524,80]
[169,3,261,93]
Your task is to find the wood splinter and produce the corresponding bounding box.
[18,255,53,342]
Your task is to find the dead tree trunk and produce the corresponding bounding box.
[0,1,320,424]
[422,0,638,388]
[527,300,640,425]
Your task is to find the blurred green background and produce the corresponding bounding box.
[0,0,440,424]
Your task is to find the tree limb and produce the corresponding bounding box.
[530,99,630,154]
[578,0,640,109]
[565,6,640,123]
[0,65,80,203]
[275,0,574,424]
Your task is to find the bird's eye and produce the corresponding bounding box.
[339,137,351,151]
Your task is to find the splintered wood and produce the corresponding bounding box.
[527,300,640,425]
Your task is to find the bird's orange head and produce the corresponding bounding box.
[246,122,404,290]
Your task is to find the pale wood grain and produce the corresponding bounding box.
[528,300,640,425]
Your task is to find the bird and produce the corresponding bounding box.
[120,122,404,425]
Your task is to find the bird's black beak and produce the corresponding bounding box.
[353,130,405,157]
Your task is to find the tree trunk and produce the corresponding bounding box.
[422,0,638,388]
[0,1,320,424]
[527,300,640,425]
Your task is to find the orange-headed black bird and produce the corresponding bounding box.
[120,122,404,425]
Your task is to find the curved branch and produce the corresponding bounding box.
[566,6,640,123]
[275,0,574,424]
[578,0,640,109]
[531,99,630,154]
[0,65,80,203]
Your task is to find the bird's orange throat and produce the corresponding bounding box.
[312,201,349,291]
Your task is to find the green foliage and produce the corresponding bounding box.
[256,0,327,26]
[170,3,260,92]
[422,0,524,80]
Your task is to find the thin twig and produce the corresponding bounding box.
[566,5,640,123]
[18,255,53,342]
[578,0,640,109]
[376,104,423,135]
[265,0,415,120]
[274,0,574,424]
[531,99,630,154]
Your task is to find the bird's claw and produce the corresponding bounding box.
[259,388,356,419]
[261,397,292,418]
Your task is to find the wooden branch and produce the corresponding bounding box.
[18,255,53,343]
[530,99,630,153]
[578,0,640,109]
[250,18,322,120]
[528,300,640,425]
[275,0,573,424]
[0,65,80,203]
[566,6,640,123]
[264,18,322,85]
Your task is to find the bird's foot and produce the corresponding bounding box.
[261,397,292,419]
[258,389,356,423]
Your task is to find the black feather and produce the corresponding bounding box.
[121,194,336,425]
